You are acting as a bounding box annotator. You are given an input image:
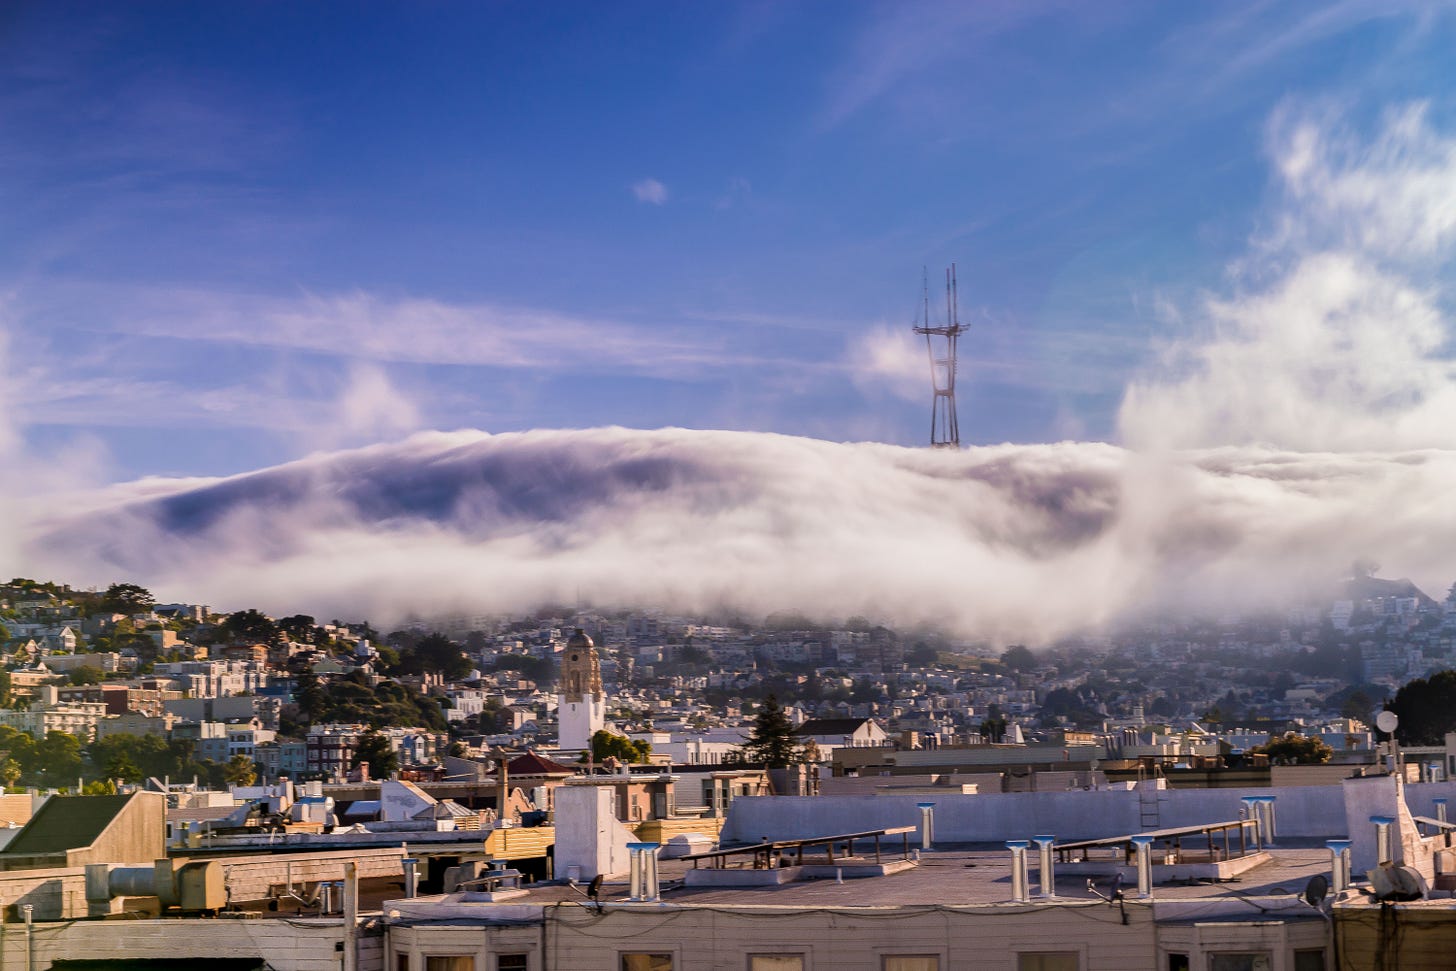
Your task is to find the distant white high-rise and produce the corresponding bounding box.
[558,628,605,751]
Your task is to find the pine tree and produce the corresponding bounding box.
[740,694,802,768]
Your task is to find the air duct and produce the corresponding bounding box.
[84,860,226,917]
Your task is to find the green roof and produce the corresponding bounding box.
[4,794,134,856]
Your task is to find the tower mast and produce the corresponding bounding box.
[911,264,965,448]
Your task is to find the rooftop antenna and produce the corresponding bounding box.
[911,264,966,448]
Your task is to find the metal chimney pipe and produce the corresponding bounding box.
[1326,839,1352,893]
[1131,836,1155,899]
[644,842,660,902]
[917,802,936,851]
[343,864,359,971]
[1033,835,1056,899]
[22,903,33,971]
[1372,815,1395,865]
[627,842,649,901]
[1240,797,1262,850]
[402,858,419,899]
[1260,796,1278,847]
[1006,841,1030,903]
[1436,798,1449,825]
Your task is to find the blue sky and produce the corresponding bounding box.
[4,1,1456,481]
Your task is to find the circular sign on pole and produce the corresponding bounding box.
[1376,710,1399,734]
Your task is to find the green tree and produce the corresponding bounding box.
[277,615,319,644]
[222,754,257,787]
[293,665,325,720]
[1388,671,1456,744]
[738,694,802,768]
[1252,732,1333,765]
[352,731,398,779]
[1340,689,1374,723]
[0,758,20,788]
[223,609,280,646]
[1000,645,1037,672]
[68,666,104,686]
[35,731,82,784]
[99,583,155,615]
[587,730,651,764]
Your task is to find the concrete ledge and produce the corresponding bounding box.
[1057,851,1272,884]
[684,865,802,887]
[683,858,917,888]
[799,859,918,880]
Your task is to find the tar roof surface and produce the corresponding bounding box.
[488,847,1335,910]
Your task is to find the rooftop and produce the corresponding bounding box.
[387,845,1337,915]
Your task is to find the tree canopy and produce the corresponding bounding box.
[352,731,398,779]
[738,694,802,767]
[588,730,651,765]
[1251,732,1333,765]
[99,583,155,615]
[1388,670,1456,744]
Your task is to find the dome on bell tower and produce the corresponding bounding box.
[560,628,602,702]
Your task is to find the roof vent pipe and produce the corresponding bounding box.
[402,858,419,899]
[1258,796,1278,847]
[1371,815,1395,865]
[1131,836,1155,899]
[1006,841,1030,903]
[917,802,936,851]
[1033,835,1056,899]
[1326,839,1352,893]
[1240,797,1263,850]
[627,842,661,902]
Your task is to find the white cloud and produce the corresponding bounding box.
[23,428,1456,643]
[845,325,926,403]
[1120,101,1456,452]
[632,178,668,205]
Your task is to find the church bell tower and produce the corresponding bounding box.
[558,628,605,751]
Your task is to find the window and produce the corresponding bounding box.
[425,959,474,971]
[621,956,673,971]
[496,957,529,971]
[883,958,939,971]
[1293,952,1326,971]
[1017,955,1078,971]
[396,955,410,971]
[1167,956,1190,971]
[749,959,804,971]
[1209,956,1272,971]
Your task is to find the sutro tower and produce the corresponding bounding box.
[912,264,965,448]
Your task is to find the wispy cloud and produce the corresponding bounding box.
[632,178,668,205]
[1121,101,1456,452]
[77,287,721,375]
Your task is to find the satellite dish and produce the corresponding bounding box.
[1376,711,1399,735]
[1303,873,1329,907]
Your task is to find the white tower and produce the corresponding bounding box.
[558,628,605,751]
